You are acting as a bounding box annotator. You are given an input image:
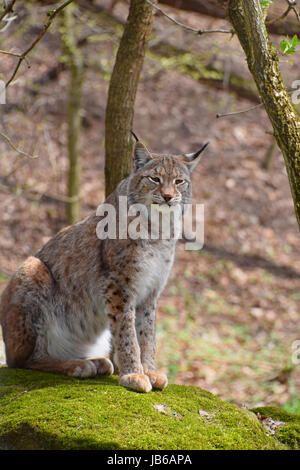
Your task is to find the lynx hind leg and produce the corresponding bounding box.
[26,357,102,378]
[26,357,113,378]
[89,358,114,375]
[1,304,36,368]
[0,256,53,368]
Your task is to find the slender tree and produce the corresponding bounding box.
[226,0,300,230]
[104,0,157,197]
[61,3,84,224]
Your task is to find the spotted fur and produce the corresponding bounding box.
[0,140,206,392]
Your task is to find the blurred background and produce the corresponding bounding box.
[0,0,299,411]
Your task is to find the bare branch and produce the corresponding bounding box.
[0,131,38,159]
[0,48,31,69]
[216,102,263,118]
[5,0,74,88]
[267,0,300,25]
[144,0,233,35]
[216,89,295,119]
[286,0,300,21]
[0,48,21,57]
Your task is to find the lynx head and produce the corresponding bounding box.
[128,136,209,208]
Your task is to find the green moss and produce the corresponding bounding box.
[0,367,293,450]
[275,425,300,450]
[251,406,300,423]
[251,406,300,450]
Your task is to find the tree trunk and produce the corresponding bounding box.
[104,0,157,197]
[62,4,84,224]
[227,0,300,230]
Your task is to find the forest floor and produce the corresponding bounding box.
[0,1,299,411]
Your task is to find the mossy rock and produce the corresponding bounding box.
[0,367,297,450]
[251,406,300,450]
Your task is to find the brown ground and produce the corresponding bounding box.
[0,1,299,409]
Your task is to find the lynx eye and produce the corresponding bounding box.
[175,178,185,186]
[148,176,161,184]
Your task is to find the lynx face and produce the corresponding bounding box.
[128,141,209,208]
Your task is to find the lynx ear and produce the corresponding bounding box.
[134,141,153,169]
[183,142,209,172]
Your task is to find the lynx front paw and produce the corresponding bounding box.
[146,371,168,390]
[91,358,114,375]
[119,373,152,393]
[70,360,98,378]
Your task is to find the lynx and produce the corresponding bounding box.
[0,137,208,393]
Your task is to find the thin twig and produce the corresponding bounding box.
[0,0,16,23]
[288,0,300,21]
[5,0,74,88]
[267,0,300,25]
[216,102,263,118]
[0,131,38,158]
[0,48,30,68]
[216,87,296,119]
[0,48,21,57]
[145,0,233,35]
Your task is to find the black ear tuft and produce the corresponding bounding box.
[193,142,209,159]
[131,130,139,142]
[184,141,209,172]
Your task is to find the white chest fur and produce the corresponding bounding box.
[134,243,175,306]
